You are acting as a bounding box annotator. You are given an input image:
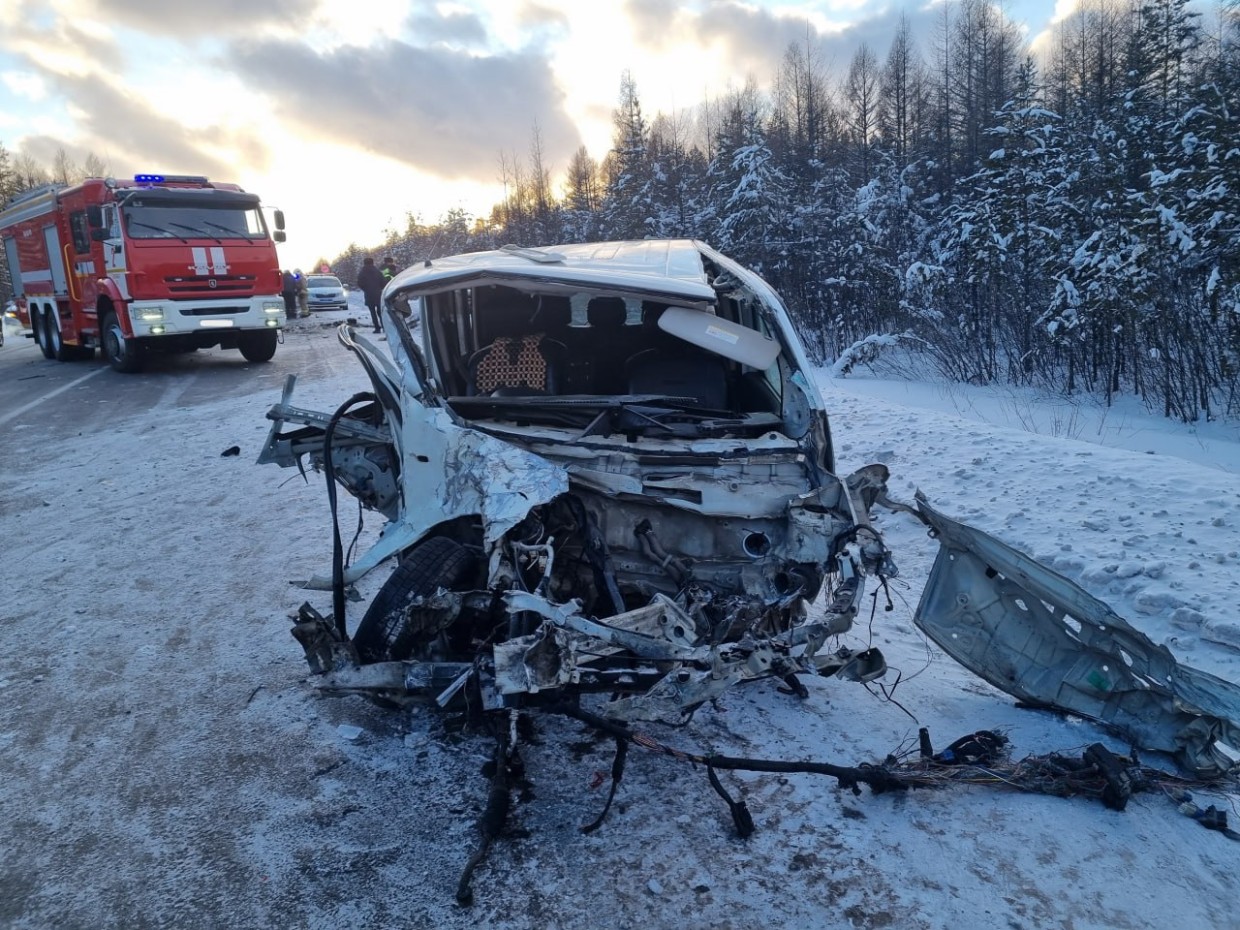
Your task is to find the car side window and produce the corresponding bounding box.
[69,211,91,254]
[102,206,120,239]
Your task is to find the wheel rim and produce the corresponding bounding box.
[105,322,125,363]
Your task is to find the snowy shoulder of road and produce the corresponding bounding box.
[821,370,1240,683]
[1,336,1238,930]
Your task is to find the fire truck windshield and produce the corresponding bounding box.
[122,203,267,241]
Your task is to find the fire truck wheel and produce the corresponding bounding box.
[45,312,76,362]
[239,330,278,363]
[46,314,91,361]
[102,311,143,373]
[34,309,55,360]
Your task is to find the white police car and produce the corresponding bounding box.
[305,274,347,312]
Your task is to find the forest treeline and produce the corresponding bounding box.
[3,0,1236,420]
[335,0,1239,421]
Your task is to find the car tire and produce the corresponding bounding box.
[102,311,143,373]
[45,310,82,362]
[238,330,278,363]
[46,310,63,359]
[45,313,92,361]
[34,309,55,359]
[352,537,478,662]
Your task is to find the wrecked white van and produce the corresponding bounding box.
[260,239,1240,778]
[261,240,893,717]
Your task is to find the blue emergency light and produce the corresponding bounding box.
[133,174,209,184]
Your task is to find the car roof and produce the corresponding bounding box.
[388,239,719,304]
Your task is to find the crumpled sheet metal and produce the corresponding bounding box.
[913,496,1240,777]
[397,404,569,546]
[296,407,568,589]
[488,590,881,722]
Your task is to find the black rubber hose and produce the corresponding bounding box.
[581,736,628,834]
[456,734,514,905]
[323,391,377,639]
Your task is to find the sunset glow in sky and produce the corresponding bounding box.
[0,0,1071,266]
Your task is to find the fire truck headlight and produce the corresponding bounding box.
[137,306,165,321]
[262,301,284,314]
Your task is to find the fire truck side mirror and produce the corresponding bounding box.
[273,231,287,243]
[273,209,285,231]
[90,229,108,242]
[86,206,104,228]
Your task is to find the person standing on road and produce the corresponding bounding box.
[294,269,309,318]
[281,270,298,316]
[357,257,386,333]
[380,256,397,283]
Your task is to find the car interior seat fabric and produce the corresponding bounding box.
[625,348,729,409]
[469,334,563,395]
[537,295,593,393]
[586,297,638,394]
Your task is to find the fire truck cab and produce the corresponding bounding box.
[0,174,288,372]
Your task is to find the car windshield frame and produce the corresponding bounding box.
[308,276,342,289]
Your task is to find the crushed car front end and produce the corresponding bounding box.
[260,240,891,716]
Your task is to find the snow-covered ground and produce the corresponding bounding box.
[823,370,1240,679]
[1,329,1237,930]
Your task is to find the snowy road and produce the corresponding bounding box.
[0,308,367,432]
[1,321,1237,930]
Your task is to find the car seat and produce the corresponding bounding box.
[468,334,565,395]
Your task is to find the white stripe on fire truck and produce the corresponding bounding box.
[191,247,210,275]
[21,269,52,283]
[209,246,227,273]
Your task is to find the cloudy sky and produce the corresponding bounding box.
[0,0,1067,266]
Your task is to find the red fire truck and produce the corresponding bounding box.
[0,173,288,372]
